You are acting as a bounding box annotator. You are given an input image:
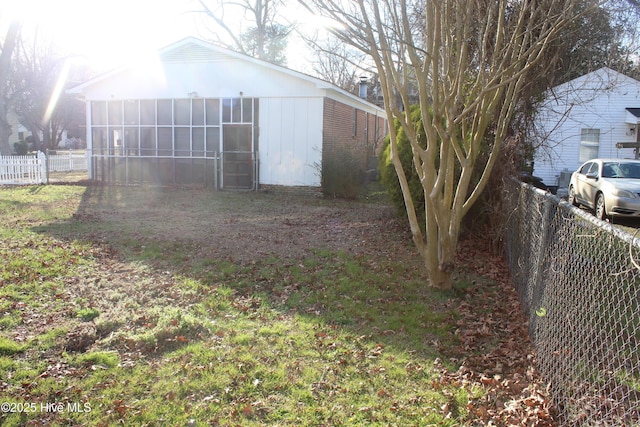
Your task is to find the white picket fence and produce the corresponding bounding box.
[0,151,88,185]
[0,152,46,184]
[47,151,88,173]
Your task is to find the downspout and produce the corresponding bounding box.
[633,125,640,160]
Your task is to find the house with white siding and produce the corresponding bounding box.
[68,37,387,190]
[7,110,30,151]
[532,67,640,193]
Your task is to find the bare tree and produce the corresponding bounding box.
[605,0,640,77]
[197,0,291,65]
[300,0,597,289]
[0,21,21,155]
[11,33,85,151]
[307,35,363,92]
[292,30,370,93]
[540,0,638,83]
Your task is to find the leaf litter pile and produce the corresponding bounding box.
[0,184,556,425]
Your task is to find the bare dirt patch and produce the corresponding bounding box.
[71,186,419,264]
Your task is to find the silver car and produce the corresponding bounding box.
[568,159,640,220]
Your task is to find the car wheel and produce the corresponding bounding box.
[568,185,579,206]
[595,193,607,220]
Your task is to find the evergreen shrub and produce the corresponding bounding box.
[378,106,426,220]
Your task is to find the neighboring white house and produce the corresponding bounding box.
[7,110,30,150]
[532,67,640,192]
[67,37,387,190]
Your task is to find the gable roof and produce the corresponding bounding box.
[68,37,383,113]
[549,67,640,97]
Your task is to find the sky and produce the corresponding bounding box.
[0,0,318,74]
[1,0,204,72]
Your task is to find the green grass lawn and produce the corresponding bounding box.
[0,184,537,426]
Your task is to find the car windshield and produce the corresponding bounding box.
[602,162,640,179]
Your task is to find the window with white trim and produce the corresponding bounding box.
[579,128,600,162]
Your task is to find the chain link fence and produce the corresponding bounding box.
[504,179,640,426]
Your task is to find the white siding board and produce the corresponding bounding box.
[258,97,279,184]
[278,99,296,184]
[259,97,322,187]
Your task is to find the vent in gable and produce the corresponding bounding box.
[161,43,232,63]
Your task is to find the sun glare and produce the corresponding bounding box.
[1,0,196,72]
[42,60,72,125]
[1,0,327,75]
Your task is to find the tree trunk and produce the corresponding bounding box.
[27,125,42,152]
[425,258,455,290]
[424,201,458,290]
[0,110,12,155]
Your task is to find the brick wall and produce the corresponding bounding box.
[322,98,387,168]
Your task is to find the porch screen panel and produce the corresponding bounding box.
[140,128,156,156]
[206,99,220,125]
[92,127,108,155]
[109,128,123,155]
[193,99,204,125]
[192,128,205,157]
[206,127,220,156]
[222,98,251,123]
[242,98,252,122]
[91,101,107,125]
[222,99,232,123]
[124,100,139,125]
[109,127,125,181]
[232,98,241,122]
[124,128,139,156]
[91,127,109,180]
[157,100,172,125]
[175,127,190,156]
[158,128,172,156]
[174,99,190,125]
[140,100,155,125]
[108,101,122,125]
